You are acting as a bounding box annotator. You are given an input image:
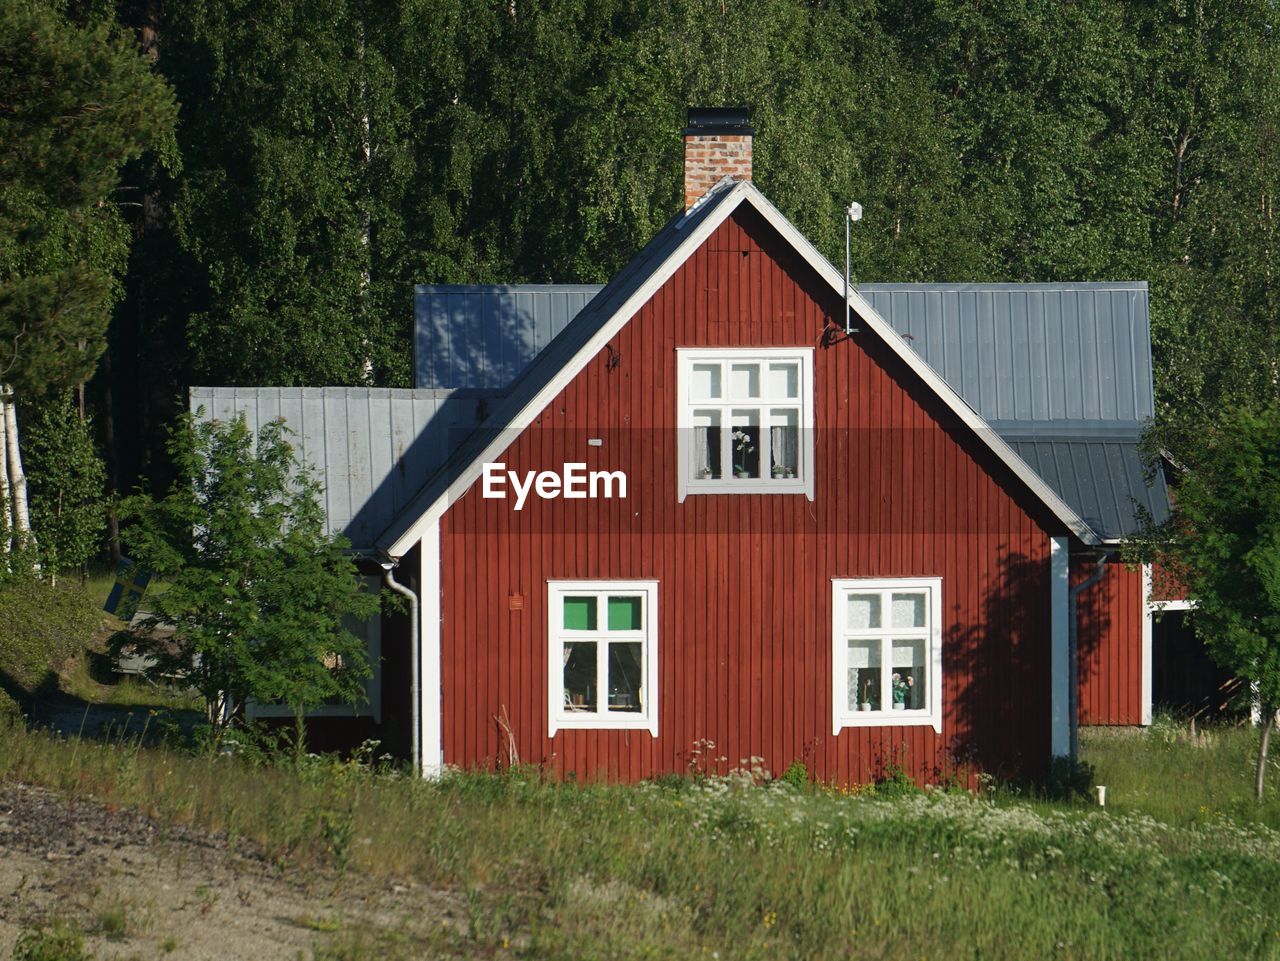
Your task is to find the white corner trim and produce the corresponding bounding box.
[420,519,444,776]
[546,580,659,738]
[1141,563,1153,726]
[831,576,944,735]
[1051,537,1070,754]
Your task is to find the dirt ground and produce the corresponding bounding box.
[0,782,464,960]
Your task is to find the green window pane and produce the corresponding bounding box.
[563,596,597,630]
[607,596,642,631]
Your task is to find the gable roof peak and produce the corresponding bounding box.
[381,180,1104,554]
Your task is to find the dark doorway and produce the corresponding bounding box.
[1152,609,1246,720]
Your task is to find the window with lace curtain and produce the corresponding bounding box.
[676,348,814,500]
[548,581,658,736]
[831,577,943,734]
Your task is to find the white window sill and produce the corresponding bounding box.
[551,713,658,736]
[683,479,811,497]
[834,711,941,734]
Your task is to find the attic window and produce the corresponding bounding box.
[676,348,814,500]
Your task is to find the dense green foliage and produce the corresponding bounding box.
[0,579,104,693]
[1136,404,1280,798]
[0,0,175,398]
[85,0,1276,492]
[2,720,1280,959]
[121,414,379,738]
[21,395,107,576]
[0,0,1275,551]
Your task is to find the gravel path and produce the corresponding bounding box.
[0,781,462,959]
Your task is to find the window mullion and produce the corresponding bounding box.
[596,620,609,717]
[880,590,892,713]
[720,404,731,480]
[760,404,772,479]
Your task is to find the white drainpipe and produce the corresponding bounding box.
[381,560,420,771]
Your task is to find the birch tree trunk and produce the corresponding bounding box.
[356,18,374,384]
[1257,708,1277,803]
[2,386,33,553]
[0,393,10,559]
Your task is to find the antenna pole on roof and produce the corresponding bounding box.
[844,201,863,335]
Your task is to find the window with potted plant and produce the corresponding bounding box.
[831,578,942,733]
[677,348,814,498]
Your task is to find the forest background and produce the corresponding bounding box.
[4,0,1280,569]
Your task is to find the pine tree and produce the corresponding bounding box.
[0,0,175,565]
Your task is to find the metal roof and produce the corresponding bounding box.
[380,182,1108,553]
[189,386,491,551]
[1003,434,1167,541]
[858,283,1163,538]
[407,276,1163,541]
[858,283,1153,423]
[197,201,1163,554]
[415,285,603,390]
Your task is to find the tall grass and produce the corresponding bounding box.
[1084,718,1280,828]
[3,720,1280,959]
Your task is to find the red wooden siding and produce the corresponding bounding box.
[1150,558,1192,603]
[1075,560,1143,726]
[438,206,1066,785]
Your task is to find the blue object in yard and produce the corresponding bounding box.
[104,557,151,620]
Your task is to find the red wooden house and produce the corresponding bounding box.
[194,108,1176,784]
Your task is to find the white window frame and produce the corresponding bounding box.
[676,348,815,501]
[548,580,659,737]
[247,575,383,722]
[831,577,942,734]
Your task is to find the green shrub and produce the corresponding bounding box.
[780,759,808,790]
[12,922,90,961]
[0,580,104,693]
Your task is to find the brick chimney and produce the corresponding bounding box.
[683,107,753,211]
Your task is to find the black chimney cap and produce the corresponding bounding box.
[683,106,753,136]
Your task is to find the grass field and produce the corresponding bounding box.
[3,717,1280,960]
[4,580,1279,958]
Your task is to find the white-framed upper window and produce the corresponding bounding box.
[247,575,383,722]
[548,580,658,737]
[676,348,814,500]
[832,577,942,734]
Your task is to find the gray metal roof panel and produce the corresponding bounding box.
[859,282,1154,424]
[414,284,604,390]
[1004,434,1168,540]
[190,386,493,551]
